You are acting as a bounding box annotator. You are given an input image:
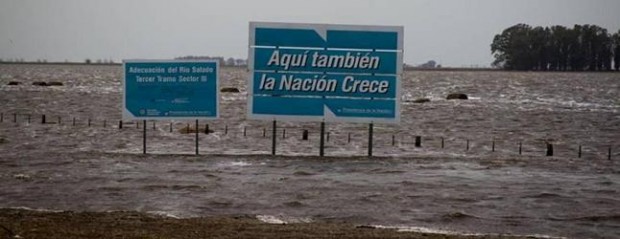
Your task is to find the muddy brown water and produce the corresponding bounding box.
[0,64,619,238]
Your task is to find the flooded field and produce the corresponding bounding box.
[0,64,619,238]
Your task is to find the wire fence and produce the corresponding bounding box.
[0,112,617,160]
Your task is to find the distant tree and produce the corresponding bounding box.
[493,24,615,71]
[226,57,235,66]
[85,59,92,64]
[491,24,535,70]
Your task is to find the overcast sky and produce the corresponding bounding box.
[1,0,619,67]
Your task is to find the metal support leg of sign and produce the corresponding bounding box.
[368,123,374,157]
[320,121,325,157]
[195,120,199,155]
[142,120,147,154]
[272,120,277,155]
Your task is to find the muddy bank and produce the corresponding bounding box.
[0,209,537,239]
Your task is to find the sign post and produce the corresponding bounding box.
[248,22,403,156]
[123,60,219,154]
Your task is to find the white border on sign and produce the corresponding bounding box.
[247,21,404,124]
[122,59,220,121]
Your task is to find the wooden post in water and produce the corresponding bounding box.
[271,120,277,155]
[119,121,123,129]
[72,117,76,126]
[578,145,582,158]
[41,114,46,124]
[441,137,445,149]
[195,120,199,155]
[205,124,209,134]
[327,132,330,142]
[466,140,470,151]
[302,130,309,141]
[519,141,522,155]
[225,125,228,135]
[282,128,286,139]
[368,123,374,157]
[0,113,3,123]
[58,116,61,125]
[243,126,247,137]
[320,122,325,157]
[609,146,612,160]
[263,128,266,138]
[415,136,422,147]
[347,133,351,143]
[103,120,107,128]
[152,121,156,130]
[492,140,495,152]
[169,122,172,133]
[27,114,31,124]
[142,120,147,154]
[546,143,554,157]
[88,118,91,127]
[392,135,396,146]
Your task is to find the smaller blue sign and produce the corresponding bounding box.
[123,60,219,120]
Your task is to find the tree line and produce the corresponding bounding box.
[491,24,620,71]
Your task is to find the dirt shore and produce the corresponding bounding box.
[0,209,538,239]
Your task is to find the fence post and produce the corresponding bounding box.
[170,122,173,133]
[195,120,199,155]
[302,130,309,141]
[13,113,17,123]
[282,128,286,139]
[492,140,495,152]
[0,113,3,123]
[88,118,91,127]
[348,133,351,143]
[415,136,422,147]
[205,124,209,134]
[119,120,123,129]
[243,126,247,137]
[578,145,582,158]
[263,128,266,138]
[519,141,522,155]
[225,125,228,135]
[41,114,46,124]
[72,117,76,126]
[466,140,470,151]
[441,137,444,149]
[368,123,374,157]
[392,135,396,146]
[320,122,325,157]
[27,114,31,123]
[271,120,277,155]
[546,143,553,156]
[327,132,330,142]
[58,116,61,125]
[142,120,147,154]
[153,121,156,130]
[609,146,612,160]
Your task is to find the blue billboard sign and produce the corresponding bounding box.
[123,60,219,120]
[248,22,403,123]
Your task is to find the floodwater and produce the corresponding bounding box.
[0,64,619,238]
